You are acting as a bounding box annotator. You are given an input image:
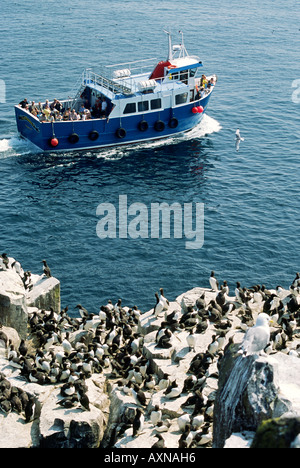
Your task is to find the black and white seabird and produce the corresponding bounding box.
[209,271,219,292]
[0,399,12,415]
[164,379,181,399]
[18,339,28,357]
[1,253,9,269]
[154,293,164,318]
[150,405,162,426]
[151,434,165,448]
[159,288,169,310]
[42,260,52,278]
[187,328,196,351]
[292,272,300,288]
[79,390,90,411]
[132,408,144,437]
[75,304,89,319]
[24,395,36,423]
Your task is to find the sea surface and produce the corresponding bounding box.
[0,0,299,315]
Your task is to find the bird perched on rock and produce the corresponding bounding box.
[56,395,79,409]
[164,380,181,399]
[235,282,246,303]
[42,260,51,278]
[194,422,212,446]
[177,412,191,432]
[132,408,144,437]
[292,272,300,288]
[131,383,147,406]
[75,304,89,319]
[159,288,169,310]
[151,433,165,448]
[208,302,222,323]
[0,399,12,415]
[216,288,227,307]
[192,408,205,429]
[11,260,24,277]
[195,318,208,334]
[196,292,206,312]
[18,339,28,357]
[208,335,219,356]
[150,405,162,426]
[222,281,229,296]
[62,332,72,355]
[156,328,173,348]
[209,271,219,292]
[154,293,164,318]
[0,326,8,349]
[178,424,193,448]
[241,313,271,356]
[10,388,23,414]
[155,419,171,433]
[24,395,36,423]
[158,373,170,390]
[187,328,197,351]
[79,389,90,411]
[182,374,197,393]
[1,253,9,269]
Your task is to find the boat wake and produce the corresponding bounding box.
[0,135,40,159]
[96,114,222,160]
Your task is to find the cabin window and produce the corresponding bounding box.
[189,69,197,77]
[150,98,162,110]
[175,93,188,105]
[180,71,189,84]
[123,102,136,114]
[138,101,149,112]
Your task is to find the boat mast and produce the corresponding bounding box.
[163,30,173,61]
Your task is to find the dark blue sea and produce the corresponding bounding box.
[0,0,299,315]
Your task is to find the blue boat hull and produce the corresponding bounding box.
[15,93,212,152]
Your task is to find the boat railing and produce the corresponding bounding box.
[83,69,133,96]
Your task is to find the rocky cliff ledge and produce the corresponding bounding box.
[0,256,299,448]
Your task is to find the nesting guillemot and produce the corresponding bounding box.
[209,271,219,291]
[42,260,52,278]
[132,407,144,437]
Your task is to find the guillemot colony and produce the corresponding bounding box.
[0,254,300,448]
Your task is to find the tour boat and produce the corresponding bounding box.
[15,32,217,152]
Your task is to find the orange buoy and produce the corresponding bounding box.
[49,137,59,147]
[197,106,204,113]
[192,107,198,114]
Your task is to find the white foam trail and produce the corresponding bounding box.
[97,114,222,160]
[0,135,39,158]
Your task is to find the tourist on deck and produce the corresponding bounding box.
[63,108,71,121]
[81,109,91,120]
[79,104,86,116]
[70,109,79,121]
[200,74,208,88]
[29,101,38,116]
[19,98,28,108]
[42,104,51,120]
[207,77,215,90]
[92,98,101,118]
[100,97,107,117]
[50,98,62,113]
